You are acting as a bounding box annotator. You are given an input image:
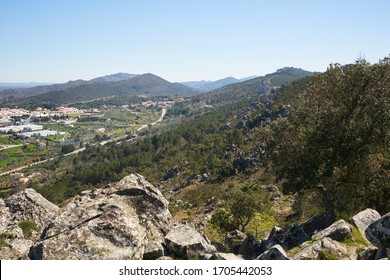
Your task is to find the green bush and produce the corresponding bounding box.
[18,220,39,236]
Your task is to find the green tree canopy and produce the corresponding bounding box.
[270,57,390,225]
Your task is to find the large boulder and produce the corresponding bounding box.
[238,235,261,259]
[29,174,172,260]
[350,208,381,242]
[365,212,390,248]
[0,188,59,260]
[2,188,59,228]
[294,237,353,260]
[282,225,310,250]
[164,225,215,259]
[256,245,289,260]
[300,213,327,237]
[312,219,352,241]
[143,241,165,260]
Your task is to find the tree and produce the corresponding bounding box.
[270,57,390,225]
[211,187,269,232]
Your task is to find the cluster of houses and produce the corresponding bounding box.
[9,172,41,184]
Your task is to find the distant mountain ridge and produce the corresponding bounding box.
[0,73,140,98]
[3,73,198,108]
[181,76,258,92]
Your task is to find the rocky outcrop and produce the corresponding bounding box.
[350,208,381,242]
[164,225,215,259]
[294,237,353,260]
[29,174,172,260]
[238,235,261,259]
[282,225,310,250]
[143,241,165,260]
[365,212,390,248]
[2,188,59,228]
[257,245,289,260]
[0,188,59,260]
[312,220,352,241]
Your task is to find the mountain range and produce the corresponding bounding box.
[181,76,258,92]
[0,68,313,108]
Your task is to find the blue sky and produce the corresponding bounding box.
[0,0,389,83]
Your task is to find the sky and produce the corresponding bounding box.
[0,0,389,83]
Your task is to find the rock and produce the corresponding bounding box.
[210,252,244,260]
[282,225,310,250]
[256,245,289,260]
[294,237,352,260]
[375,247,390,260]
[224,230,247,254]
[0,189,59,260]
[238,235,261,259]
[2,188,59,228]
[29,174,172,260]
[267,226,284,242]
[156,256,174,260]
[365,212,390,248]
[260,185,282,201]
[357,248,377,260]
[312,219,353,241]
[164,225,215,259]
[300,213,327,237]
[143,241,164,260]
[350,208,381,242]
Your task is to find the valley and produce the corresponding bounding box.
[0,61,389,260]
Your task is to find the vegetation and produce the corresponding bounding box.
[269,58,390,224]
[210,185,270,232]
[18,220,40,237]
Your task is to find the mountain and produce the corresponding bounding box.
[181,76,258,92]
[0,73,140,99]
[90,73,138,83]
[0,82,52,89]
[195,67,314,107]
[5,73,198,108]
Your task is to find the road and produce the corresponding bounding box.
[0,108,168,177]
[0,144,23,151]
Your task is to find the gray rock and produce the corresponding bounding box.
[312,219,352,241]
[267,226,284,242]
[0,189,59,260]
[300,213,327,237]
[260,185,282,201]
[164,225,215,259]
[357,248,377,260]
[224,230,247,254]
[294,237,350,260]
[375,247,390,260]
[143,241,164,260]
[282,225,310,250]
[238,235,261,259]
[257,245,289,260]
[365,212,390,248]
[210,252,244,260]
[350,208,381,242]
[29,174,172,260]
[3,188,59,228]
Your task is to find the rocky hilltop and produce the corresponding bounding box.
[0,174,389,260]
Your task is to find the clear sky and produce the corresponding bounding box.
[0,0,389,83]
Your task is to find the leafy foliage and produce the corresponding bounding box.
[270,57,390,223]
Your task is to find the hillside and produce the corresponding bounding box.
[2,73,198,108]
[181,76,258,92]
[194,67,313,107]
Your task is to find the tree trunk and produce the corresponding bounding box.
[322,179,336,226]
